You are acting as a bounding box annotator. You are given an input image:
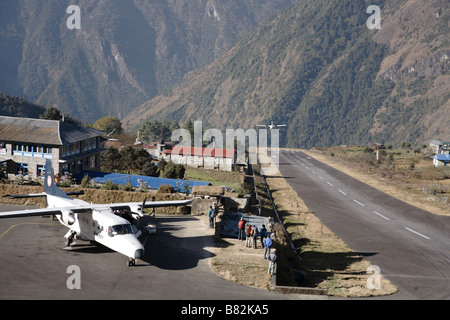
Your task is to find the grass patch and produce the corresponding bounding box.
[184,167,243,193]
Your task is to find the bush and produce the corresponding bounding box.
[102,180,119,190]
[120,182,133,192]
[160,161,186,179]
[81,174,90,188]
[157,184,175,193]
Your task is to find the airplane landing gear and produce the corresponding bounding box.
[128,258,136,267]
[65,230,76,247]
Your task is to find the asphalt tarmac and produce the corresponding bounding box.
[0,205,316,301]
[278,150,450,299]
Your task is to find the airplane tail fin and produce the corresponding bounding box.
[44,159,70,199]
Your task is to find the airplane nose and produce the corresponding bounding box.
[134,249,144,259]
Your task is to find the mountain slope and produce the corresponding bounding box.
[0,0,295,123]
[123,0,449,148]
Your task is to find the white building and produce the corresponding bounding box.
[147,143,236,172]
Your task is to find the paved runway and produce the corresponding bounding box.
[278,150,450,299]
[0,205,314,300]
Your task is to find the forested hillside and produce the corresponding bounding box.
[123,0,449,148]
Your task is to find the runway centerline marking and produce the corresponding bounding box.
[353,200,365,207]
[374,211,391,221]
[404,227,430,240]
[327,182,334,187]
[338,189,347,196]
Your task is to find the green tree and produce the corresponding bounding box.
[93,116,123,136]
[160,160,185,179]
[138,119,178,143]
[40,106,62,120]
[101,147,121,172]
[140,161,159,177]
[183,120,194,139]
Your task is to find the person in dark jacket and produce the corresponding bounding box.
[259,224,267,247]
[208,206,214,228]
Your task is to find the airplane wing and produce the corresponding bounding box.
[0,199,194,219]
[108,199,194,214]
[0,205,93,219]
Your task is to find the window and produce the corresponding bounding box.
[15,163,28,176]
[89,155,96,168]
[12,144,53,158]
[84,138,97,152]
[62,143,80,158]
[37,164,46,177]
[108,224,133,237]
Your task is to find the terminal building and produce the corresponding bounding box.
[0,116,105,180]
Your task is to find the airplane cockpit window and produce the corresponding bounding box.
[109,224,133,236]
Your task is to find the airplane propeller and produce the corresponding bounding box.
[141,198,146,216]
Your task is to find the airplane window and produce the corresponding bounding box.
[110,224,133,235]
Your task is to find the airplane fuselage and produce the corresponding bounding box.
[49,194,144,263]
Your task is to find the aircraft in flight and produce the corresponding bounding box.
[0,159,193,266]
[257,121,287,130]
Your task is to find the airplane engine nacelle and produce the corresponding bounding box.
[62,210,76,225]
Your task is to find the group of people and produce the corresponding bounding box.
[237,217,277,275]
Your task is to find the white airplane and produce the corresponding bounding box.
[257,121,287,130]
[0,159,194,266]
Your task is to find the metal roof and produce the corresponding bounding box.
[433,154,450,161]
[76,171,210,192]
[0,116,104,145]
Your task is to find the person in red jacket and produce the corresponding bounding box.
[245,224,252,247]
[238,217,245,240]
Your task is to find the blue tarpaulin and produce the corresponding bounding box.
[76,171,210,192]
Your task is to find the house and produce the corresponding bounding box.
[147,142,237,171]
[430,140,450,167]
[0,116,105,180]
[440,142,450,154]
[430,140,443,153]
[433,154,450,167]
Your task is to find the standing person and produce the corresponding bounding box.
[259,224,267,248]
[268,249,277,275]
[263,235,272,259]
[245,224,252,248]
[252,225,258,249]
[238,217,245,240]
[208,206,214,228]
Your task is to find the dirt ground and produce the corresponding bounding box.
[193,214,272,291]
[210,236,273,291]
